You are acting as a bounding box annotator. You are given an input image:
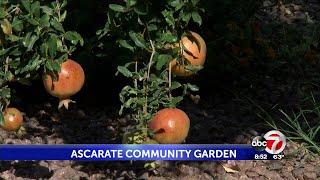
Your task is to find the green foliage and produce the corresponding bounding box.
[97,0,205,143]
[0,0,83,125]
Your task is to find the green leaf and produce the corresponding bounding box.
[191,12,202,25]
[16,78,32,86]
[21,0,31,12]
[74,32,84,46]
[40,42,48,57]
[125,97,137,108]
[31,1,40,18]
[0,111,4,127]
[191,0,200,6]
[8,34,20,42]
[48,34,57,57]
[60,11,67,22]
[126,0,137,7]
[12,19,23,32]
[159,32,178,43]
[109,4,126,12]
[171,81,182,89]
[162,10,175,27]
[170,0,184,11]
[156,54,171,70]
[119,40,134,52]
[129,31,148,50]
[41,6,53,15]
[187,83,199,91]
[117,66,133,77]
[134,6,148,15]
[27,18,39,25]
[181,12,191,23]
[39,14,50,28]
[50,18,64,32]
[0,87,11,98]
[64,31,78,44]
[45,59,55,71]
[147,24,157,31]
[64,31,83,45]
[170,96,183,107]
[26,35,39,51]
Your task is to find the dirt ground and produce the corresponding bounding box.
[0,97,319,180]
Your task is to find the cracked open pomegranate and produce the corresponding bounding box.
[170,31,207,76]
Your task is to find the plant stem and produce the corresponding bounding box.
[134,61,138,89]
[169,61,172,100]
[147,39,155,80]
[143,33,156,115]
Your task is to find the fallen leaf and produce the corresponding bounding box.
[222,160,240,173]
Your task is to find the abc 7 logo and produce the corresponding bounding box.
[251,130,286,154]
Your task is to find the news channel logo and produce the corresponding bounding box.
[251,130,286,154]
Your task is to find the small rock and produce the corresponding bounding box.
[237,161,254,171]
[200,162,218,176]
[255,166,269,176]
[268,161,283,170]
[224,174,238,180]
[49,167,88,180]
[39,161,49,168]
[246,171,259,177]
[55,138,64,144]
[239,175,251,180]
[263,0,272,7]
[282,169,295,179]
[89,173,106,180]
[303,172,317,180]
[215,164,227,176]
[76,109,86,118]
[304,164,315,172]
[180,173,213,180]
[265,171,282,180]
[138,172,149,180]
[22,138,32,144]
[292,168,304,177]
[315,164,320,176]
[248,129,259,136]
[179,164,200,175]
[1,170,15,180]
[234,135,245,144]
[33,137,44,144]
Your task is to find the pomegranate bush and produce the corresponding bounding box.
[97,0,206,148]
[0,0,83,125]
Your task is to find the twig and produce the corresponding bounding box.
[168,61,172,100]
[147,39,155,79]
[134,61,138,89]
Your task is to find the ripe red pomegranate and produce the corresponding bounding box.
[42,59,85,109]
[148,108,190,144]
[2,107,23,131]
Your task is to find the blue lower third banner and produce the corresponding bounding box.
[0,144,276,161]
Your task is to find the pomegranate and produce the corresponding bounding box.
[2,107,23,131]
[42,59,85,109]
[149,108,190,144]
[170,31,207,76]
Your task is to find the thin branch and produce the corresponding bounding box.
[168,61,172,100]
[147,39,155,79]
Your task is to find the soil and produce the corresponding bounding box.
[1,0,320,179]
[0,99,319,180]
